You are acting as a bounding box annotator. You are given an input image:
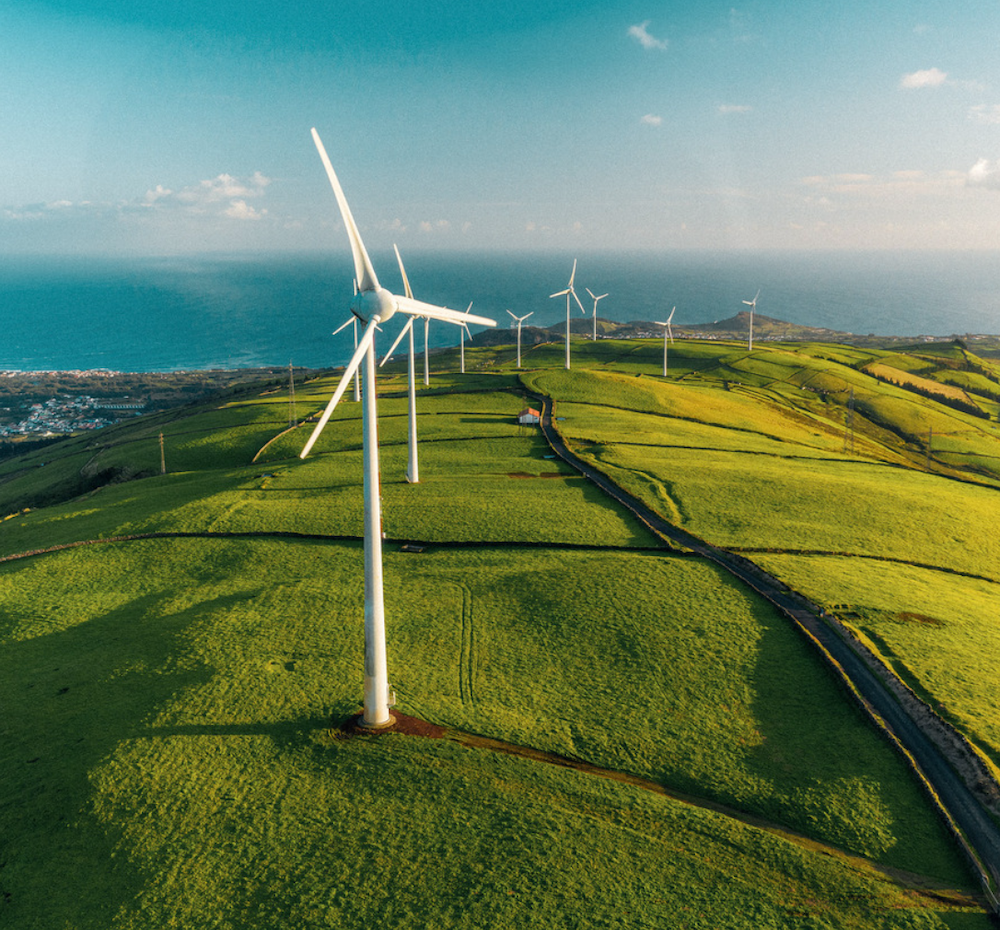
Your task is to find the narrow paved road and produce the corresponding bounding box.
[534,392,1000,911]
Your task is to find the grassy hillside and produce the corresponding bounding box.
[524,342,1000,786]
[1,346,995,928]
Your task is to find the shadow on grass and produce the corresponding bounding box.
[0,592,243,928]
[744,595,973,882]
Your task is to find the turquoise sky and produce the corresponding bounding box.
[3,1,1000,254]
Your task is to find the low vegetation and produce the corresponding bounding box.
[1,335,997,928]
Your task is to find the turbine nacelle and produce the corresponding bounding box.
[351,287,397,325]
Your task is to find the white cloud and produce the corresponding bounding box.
[899,67,947,89]
[3,171,273,232]
[143,171,271,220]
[969,104,1000,125]
[143,184,173,205]
[640,113,663,126]
[628,21,667,50]
[174,172,270,208]
[967,158,1000,190]
[223,199,265,221]
[718,104,752,114]
[417,219,451,234]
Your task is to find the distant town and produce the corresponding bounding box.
[0,392,144,438]
[0,367,309,445]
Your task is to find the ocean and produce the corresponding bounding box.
[1,250,999,372]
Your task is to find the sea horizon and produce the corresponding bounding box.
[3,248,999,373]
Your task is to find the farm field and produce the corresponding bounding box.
[525,342,1000,831]
[1,341,997,927]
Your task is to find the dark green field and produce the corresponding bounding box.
[2,335,997,928]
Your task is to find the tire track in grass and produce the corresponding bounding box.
[455,580,475,707]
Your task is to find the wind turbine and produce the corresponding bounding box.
[550,259,586,370]
[742,289,760,352]
[653,307,676,377]
[332,315,362,402]
[459,303,474,374]
[301,128,496,729]
[506,309,533,368]
[381,255,479,479]
[586,288,608,341]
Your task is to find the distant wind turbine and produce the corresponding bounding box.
[301,127,496,729]
[550,259,587,369]
[653,307,676,376]
[332,315,362,402]
[586,288,608,341]
[374,243,450,485]
[459,303,474,374]
[742,289,760,352]
[506,309,533,368]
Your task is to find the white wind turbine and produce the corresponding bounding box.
[506,309,533,368]
[301,128,496,729]
[742,289,760,352]
[459,303,474,374]
[550,259,586,370]
[332,315,362,402]
[586,288,608,341]
[380,249,478,481]
[653,306,676,377]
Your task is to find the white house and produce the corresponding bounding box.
[518,407,541,425]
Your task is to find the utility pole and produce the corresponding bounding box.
[159,431,166,475]
[288,362,297,428]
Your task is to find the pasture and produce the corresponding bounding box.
[2,339,997,928]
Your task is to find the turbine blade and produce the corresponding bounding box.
[394,294,496,328]
[571,288,587,314]
[523,311,533,321]
[507,309,517,320]
[300,323,378,458]
[380,317,414,367]
[667,306,676,323]
[568,258,577,288]
[311,128,380,293]
[332,316,355,336]
[550,289,570,298]
[393,243,414,299]
[586,287,597,300]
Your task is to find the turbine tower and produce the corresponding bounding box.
[586,288,608,341]
[459,303,474,374]
[550,259,586,370]
[506,309,533,368]
[653,307,675,377]
[301,128,496,728]
[742,289,760,352]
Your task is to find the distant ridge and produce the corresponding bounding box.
[471,310,997,351]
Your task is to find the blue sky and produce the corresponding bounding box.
[3,0,1000,255]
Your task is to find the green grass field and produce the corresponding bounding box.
[2,341,997,928]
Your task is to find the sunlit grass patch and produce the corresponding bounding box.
[0,539,976,898]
